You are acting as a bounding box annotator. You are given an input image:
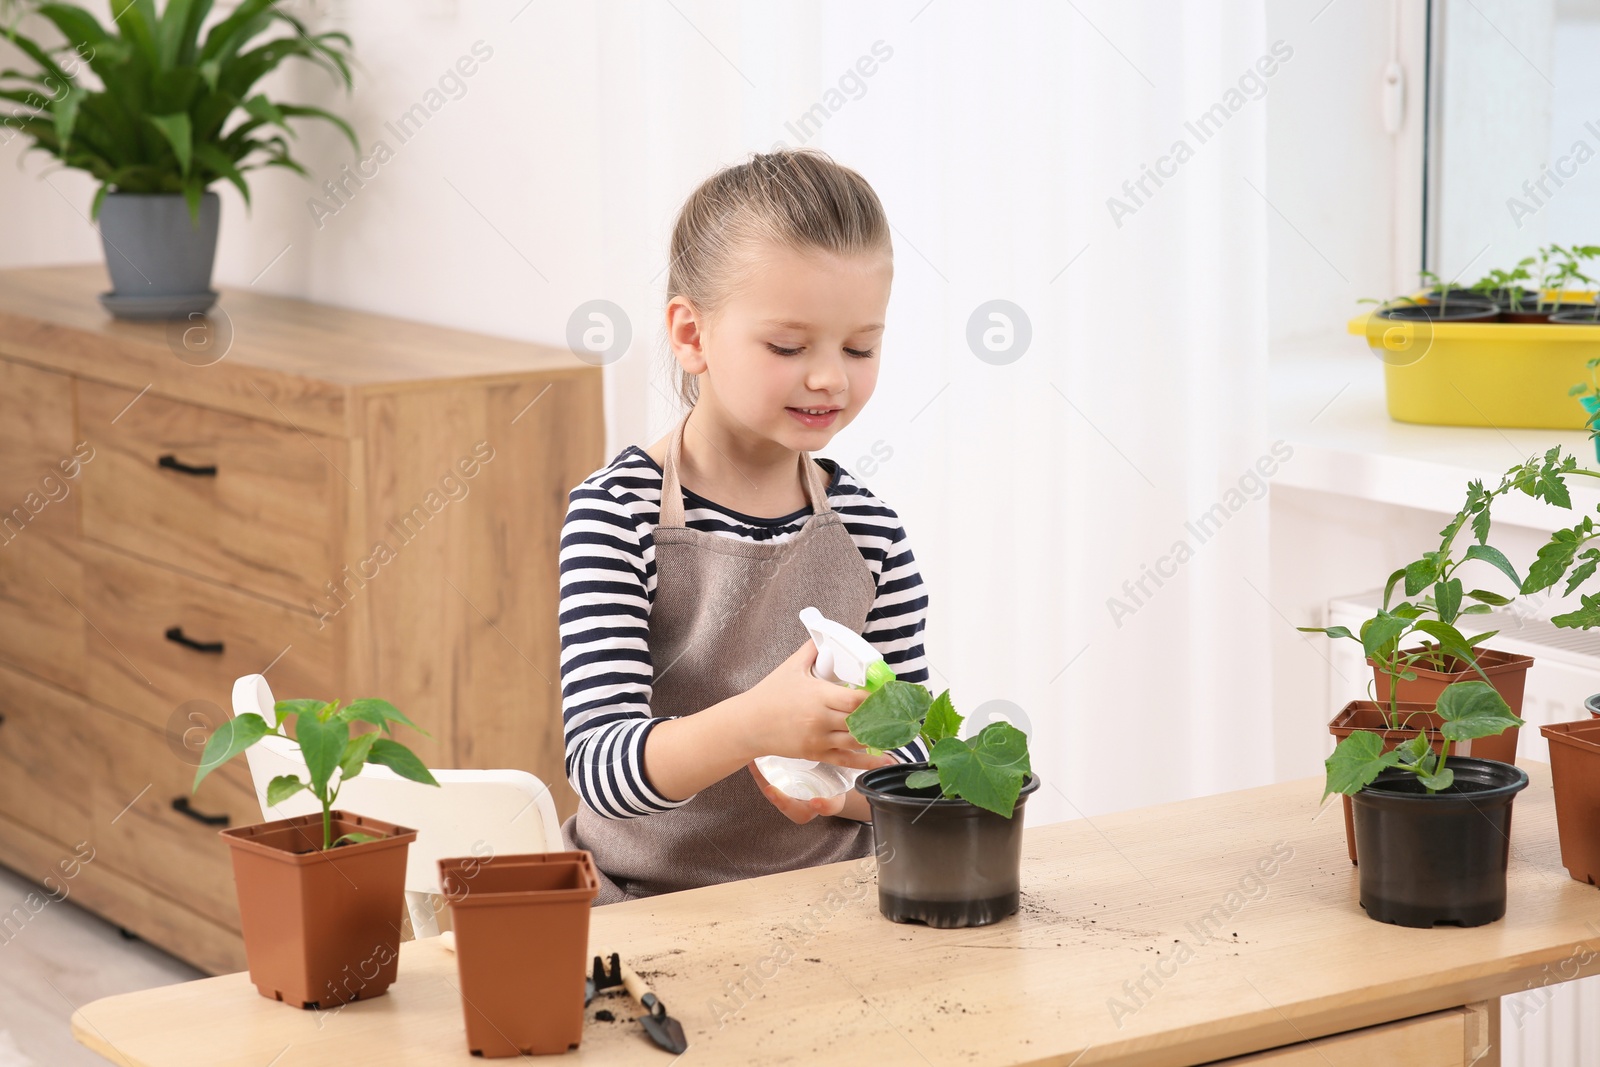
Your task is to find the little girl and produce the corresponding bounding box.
[557,149,932,905]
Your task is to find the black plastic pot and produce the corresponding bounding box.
[1351,757,1528,928]
[856,763,1039,928]
[1549,307,1600,325]
[1377,301,1499,323]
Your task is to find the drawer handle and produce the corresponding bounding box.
[165,626,225,654]
[157,454,218,477]
[171,797,230,827]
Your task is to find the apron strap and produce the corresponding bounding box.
[659,409,833,529]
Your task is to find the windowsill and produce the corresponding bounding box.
[1269,333,1600,530]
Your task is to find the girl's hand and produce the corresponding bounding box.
[747,760,847,824]
[738,639,899,770]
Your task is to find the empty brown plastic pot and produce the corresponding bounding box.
[1327,700,1520,865]
[1540,719,1600,886]
[220,810,417,1009]
[1368,647,1534,712]
[439,851,599,1057]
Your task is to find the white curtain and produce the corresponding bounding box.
[592,0,1275,821]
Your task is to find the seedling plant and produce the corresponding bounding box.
[194,697,439,850]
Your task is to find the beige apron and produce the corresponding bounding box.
[561,410,878,905]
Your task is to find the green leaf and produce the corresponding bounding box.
[1382,567,1407,608]
[157,0,212,69]
[333,831,378,846]
[1462,543,1521,590]
[847,680,931,751]
[193,712,269,790]
[921,690,962,745]
[1403,557,1438,597]
[1434,680,1523,742]
[1324,731,1404,798]
[1360,613,1408,660]
[276,103,359,155]
[904,769,941,790]
[240,92,287,131]
[265,773,306,807]
[1565,550,1600,597]
[926,722,1030,817]
[294,713,349,801]
[53,86,82,151]
[1393,732,1433,766]
[1537,468,1573,510]
[1463,588,1512,606]
[1524,522,1590,593]
[338,698,424,736]
[1553,592,1600,630]
[337,731,377,784]
[1410,619,1479,670]
[1417,766,1455,792]
[272,699,326,729]
[1297,624,1354,640]
[146,111,192,173]
[193,142,249,206]
[366,738,440,787]
[1434,578,1462,625]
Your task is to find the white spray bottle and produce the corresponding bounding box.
[754,606,897,801]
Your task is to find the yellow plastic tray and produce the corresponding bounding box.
[1348,294,1600,430]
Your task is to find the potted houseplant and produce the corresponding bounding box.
[1,0,357,318]
[846,682,1037,928]
[1301,448,1588,861]
[1300,450,1573,712]
[1324,681,1528,927]
[193,695,438,1009]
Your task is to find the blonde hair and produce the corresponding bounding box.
[665,148,893,408]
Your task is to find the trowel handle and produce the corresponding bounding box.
[619,959,667,1016]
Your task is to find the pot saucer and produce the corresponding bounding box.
[99,289,219,320]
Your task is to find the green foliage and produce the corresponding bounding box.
[194,696,437,850]
[1322,681,1523,798]
[1299,448,1591,719]
[847,681,1033,818]
[1,0,356,222]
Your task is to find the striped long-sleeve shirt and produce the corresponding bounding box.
[558,444,932,819]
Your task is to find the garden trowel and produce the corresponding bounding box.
[591,951,689,1054]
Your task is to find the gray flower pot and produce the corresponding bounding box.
[97,191,221,320]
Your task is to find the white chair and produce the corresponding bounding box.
[230,674,562,937]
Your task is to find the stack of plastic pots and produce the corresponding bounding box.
[438,851,599,1058]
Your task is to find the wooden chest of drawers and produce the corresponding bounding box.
[0,266,601,973]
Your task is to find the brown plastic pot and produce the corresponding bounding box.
[1328,700,1520,865]
[1368,647,1534,712]
[220,810,417,1009]
[439,851,599,1058]
[1539,719,1600,886]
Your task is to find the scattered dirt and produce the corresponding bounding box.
[593,1009,616,1023]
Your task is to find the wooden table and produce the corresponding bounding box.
[71,764,1600,1066]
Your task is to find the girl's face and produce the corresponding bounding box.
[672,243,892,454]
